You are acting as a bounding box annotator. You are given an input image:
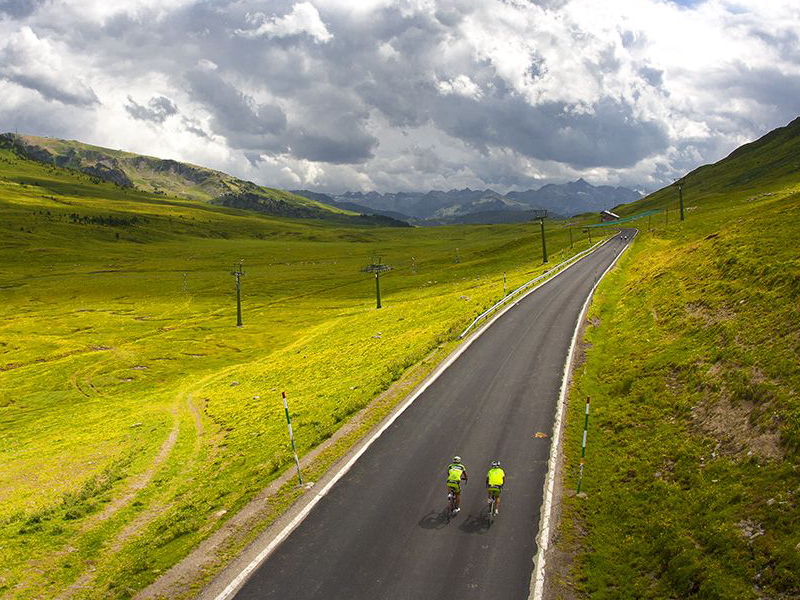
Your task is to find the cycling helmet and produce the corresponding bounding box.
[491,460,501,468]
[453,456,462,463]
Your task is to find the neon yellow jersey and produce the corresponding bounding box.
[487,467,505,487]
[447,464,466,483]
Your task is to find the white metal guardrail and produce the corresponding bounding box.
[458,238,608,339]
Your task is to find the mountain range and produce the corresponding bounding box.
[292,180,641,225]
[0,132,641,227]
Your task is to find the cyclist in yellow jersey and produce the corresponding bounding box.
[446,456,468,513]
[486,460,505,514]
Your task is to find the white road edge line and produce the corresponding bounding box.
[529,230,637,600]
[213,235,618,600]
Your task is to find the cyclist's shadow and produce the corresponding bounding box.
[418,510,448,530]
[458,510,488,534]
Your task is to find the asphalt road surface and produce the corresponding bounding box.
[232,229,635,600]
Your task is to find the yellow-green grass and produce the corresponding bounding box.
[557,175,800,593]
[0,148,607,598]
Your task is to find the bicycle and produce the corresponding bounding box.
[445,488,457,523]
[445,480,465,522]
[486,489,500,527]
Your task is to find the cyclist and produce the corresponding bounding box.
[486,460,505,514]
[446,456,468,513]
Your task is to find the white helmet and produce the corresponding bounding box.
[453,456,462,463]
[491,460,501,468]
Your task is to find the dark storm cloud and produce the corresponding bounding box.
[0,71,98,106]
[9,1,612,167]
[0,26,99,106]
[125,95,178,123]
[181,117,210,139]
[253,3,666,170]
[431,92,669,168]
[0,0,47,18]
[3,0,797,191]
[749,27,800,63]
[639,66,664,87]
[708,62,800,127]
[0,100,92,139]
[287,124,378,164]
[184,62,378,162]
[185,67,287,150]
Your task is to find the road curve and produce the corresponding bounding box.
[231,229,635,600]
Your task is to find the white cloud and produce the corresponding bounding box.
[0,0,798,194]
[437,75,482,99]
[197,59,218,71]
[0,26,98,106]
[236,3,333,43]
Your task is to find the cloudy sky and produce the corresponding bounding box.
[1,0,798,193]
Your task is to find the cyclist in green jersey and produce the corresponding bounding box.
[446,456,468,513]
[486,460,505,514]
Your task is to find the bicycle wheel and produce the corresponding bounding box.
[487,497,495,527]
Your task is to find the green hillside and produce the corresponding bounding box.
[0,133,407,225]
[553,119,800,598]
[0,148,599,598]
[615,116,800,215]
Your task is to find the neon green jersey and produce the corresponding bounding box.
[487,467,505,487]
[447,463,466,483]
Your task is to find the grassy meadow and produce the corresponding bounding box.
[556,122,800,598]
[0,147,609,598]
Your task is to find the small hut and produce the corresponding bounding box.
[600,210,620,222]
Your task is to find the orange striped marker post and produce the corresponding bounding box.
[577,396,590,494]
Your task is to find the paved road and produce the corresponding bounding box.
[233,230,634,600]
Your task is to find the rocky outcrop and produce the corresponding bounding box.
[0,134,134,187]
[81,161,134,187]
[0,133,54,163]
[130,156,213,186]
[214,191,326,219]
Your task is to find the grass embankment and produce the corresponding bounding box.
[556,122,800,598]
[0,147,603,598]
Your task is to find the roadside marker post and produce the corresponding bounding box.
[577,396,590,494]
[282,392,303,486]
